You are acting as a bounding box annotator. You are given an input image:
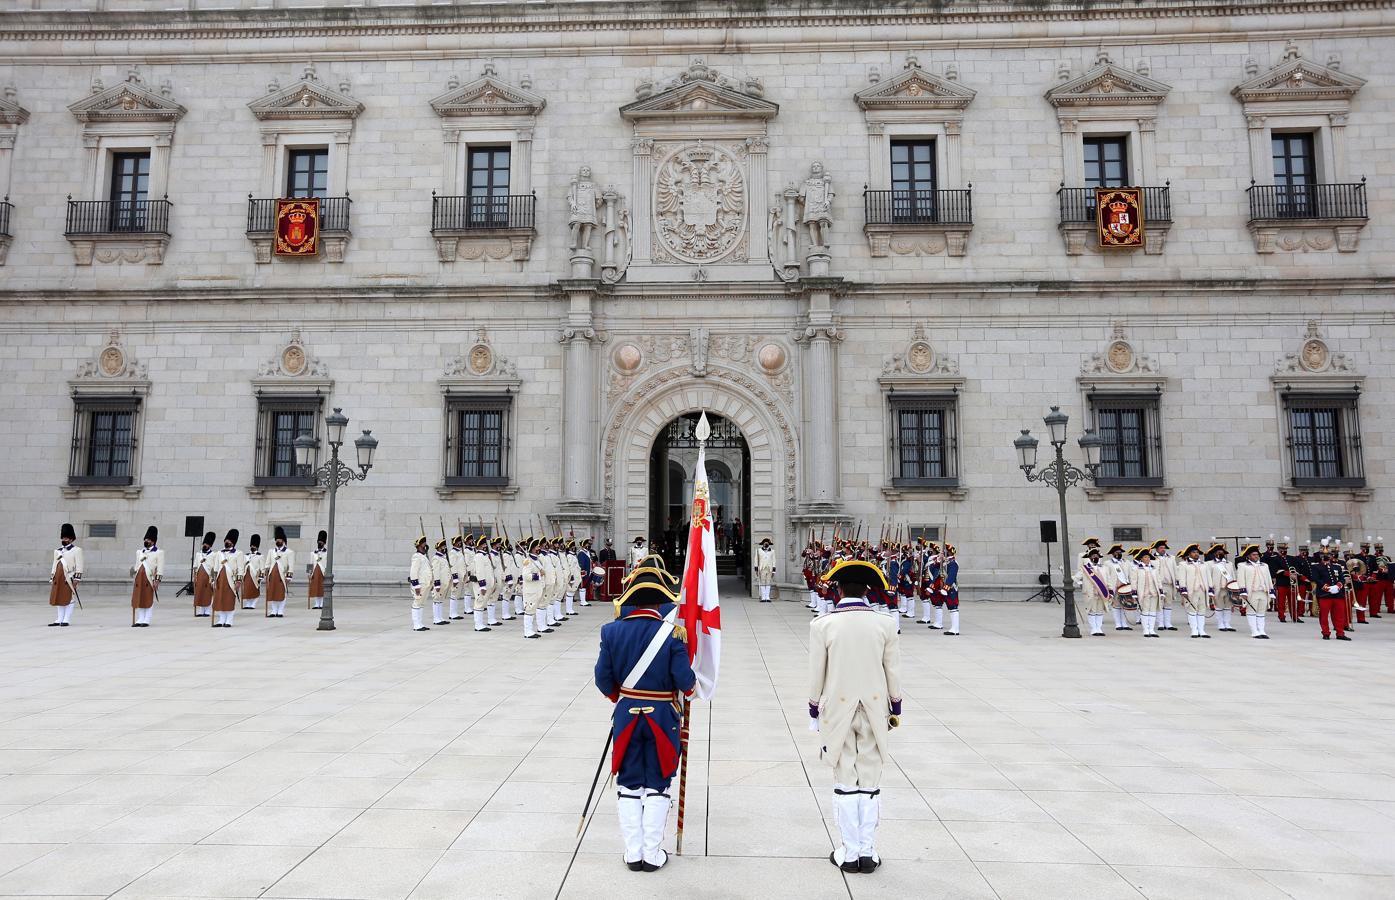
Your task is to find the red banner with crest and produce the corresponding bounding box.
[274,198,319,257]
[1096,187,1144,249]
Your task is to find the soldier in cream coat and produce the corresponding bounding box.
[447,534,468,622]
[429,539,453,626]
[210,529,245,628]
[1236,544,1274,639]
[130,525,164,627]
[808,560,902,874]
[496,539,516,624]
[1073,546,1111,636]
[507,541,525,619]
[307,531,327,610]
[564,541,583,617]
[1174,543,1213,639]
[408,536,433,632]
[195,531,217,617]
[1133,547,1164,638]
[48,523,84,626]
[470,536,498,631]
[521,541,550,638]
[1102,544,1134,631]
[542,543,564,627]
[1205,544,1237,632]
[1151,539,1179,632]
[755,538,777,602]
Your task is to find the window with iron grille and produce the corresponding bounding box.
[1284,393,1364,488]
[444,395,512,487]
[254,395,323,486]
[68,398,140,486]
[1088,394,1164,487]
[889,139,937,222]
[1272,132,1316,216]
[907,526,941,543]
[286,148,329,199]
[889,395,959,488]
[466,146,511,228]
[87,522,118,539]
[1083,136,1129,188]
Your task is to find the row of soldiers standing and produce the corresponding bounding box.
[47,523,327,628]
[1075,535,1383,640]
[800,538,962,634]
[407,532,602,637]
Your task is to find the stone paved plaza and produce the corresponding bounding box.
[1,582,1393,900]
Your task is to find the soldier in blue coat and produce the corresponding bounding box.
[594,567,695,872]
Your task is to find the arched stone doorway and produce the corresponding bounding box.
[648,413,751,585]
[601,368,797,597]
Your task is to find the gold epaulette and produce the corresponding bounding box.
[672,624,688,643]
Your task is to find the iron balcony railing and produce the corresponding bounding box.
[0,197,12,238]
[1247,179,1367,221]
[431,192,536,232]
[64,197,171,235]
[1058,184,1172,225]
[246,195,352,233]
[864,188,973,226]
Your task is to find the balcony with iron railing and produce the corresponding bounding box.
[246,195,352,234]
[431,191,537,262]
[245,195,352,263]
[862,186,974,258]
[63,196,173,265]
[1055,184,1172,255]
[1057,184,1172,225]
[65,197,172,235]
[1247,179,1367,222]
[1245,178,1368,254]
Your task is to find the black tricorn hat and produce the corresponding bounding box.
[318,529,328,544]
[274,525,287,542]
[203,531,217,546]
[225,528,239,545]
[144,525,158,543]
[821,559,890,591]
[60,522,76,541]
[249,533,261,549]
[616,569,680,607]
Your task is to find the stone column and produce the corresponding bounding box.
[1138,117,1157,184]
[746,136,769,262]
[1246,115,1268,183]
[332,130,351,196]
[441,128,460,194]
[944,120,963,186]
[1327,114,1347,181]
[259,132,277,195]
[866,121,887,188]
[150,133,173,199]
[796,275,845,514]
[515,127,534,195]
[1059,118,1082,186]
[630,137,654,265]
[560,327,598,503]
[83,135,101,199]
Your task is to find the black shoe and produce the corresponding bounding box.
[1120,626,1133,631]
[1146,633,1159,638]
[1323,634,1331,640]
[414,626,430,632]
[48,622,61,627]
[524,634,540,639]
[928,624,941,630]
[944,631,959,636]
[539,628,553,634]
[1201,634,1212,638]
[139,623,150,627]
[450,616,465,620]
[434,621,450,626]
[132,623,140,628]
[640,850,668,872]
[475,627,492,633]
[1294,618,1305,623]
[1371,614,1382,619]
[60,622,70,627]
[626,860,644,872]
[1165,626,1179,631]
[1256,634,1269,639]
[1336,634,1352,641]
[829,852,860,873]
[1191,634,1200,639]
[859,856,879,873]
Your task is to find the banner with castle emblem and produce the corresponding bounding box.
[1096,187,1144,249]
[274,198,319,257]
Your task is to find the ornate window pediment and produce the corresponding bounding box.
[248,64,364,122]
[1046,60,1171,109]
[855,61,976,112]
[68,70,186,124]
[621,60,778,124]
[430,67,545,119]
[1232,52,1365,107]
[0,85,28,126]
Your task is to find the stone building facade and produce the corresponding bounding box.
[0,0,1391,592]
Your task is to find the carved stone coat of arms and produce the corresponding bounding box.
[653,144,746,264]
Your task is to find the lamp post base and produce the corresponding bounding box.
[1061,623,1082,639]
[317,617,336,632]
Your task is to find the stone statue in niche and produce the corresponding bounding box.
[798,161,834,248]
[567,166,601,251]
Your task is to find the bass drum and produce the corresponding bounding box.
[1114,583,1139,610]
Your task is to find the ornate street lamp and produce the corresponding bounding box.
[295,407,377,631]
[1013,406,1101,638]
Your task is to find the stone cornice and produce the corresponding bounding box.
[3,1,1394,44]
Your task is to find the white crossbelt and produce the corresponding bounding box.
[621,607,679,690]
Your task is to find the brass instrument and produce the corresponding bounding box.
[1345,558,1369,615]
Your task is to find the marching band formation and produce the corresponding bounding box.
[1074,535,1392,641]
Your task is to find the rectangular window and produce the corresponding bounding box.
[1310,526,1346,545]
[1083,137,1128,189]
[1089,394,1164,487]
[1112,526,1145,544]
[1285,393,1364,488]
[889,139,937,222]
[254,396,323,486]
[444,396,512,487]
[68,399,140,486]
[1272,132,1316,216]
[87,522,118,539]
[467,146,511,228]
[907,525,941,543]
[889,395,959,488]
[286,148,330,199]
[109,151,151,231]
